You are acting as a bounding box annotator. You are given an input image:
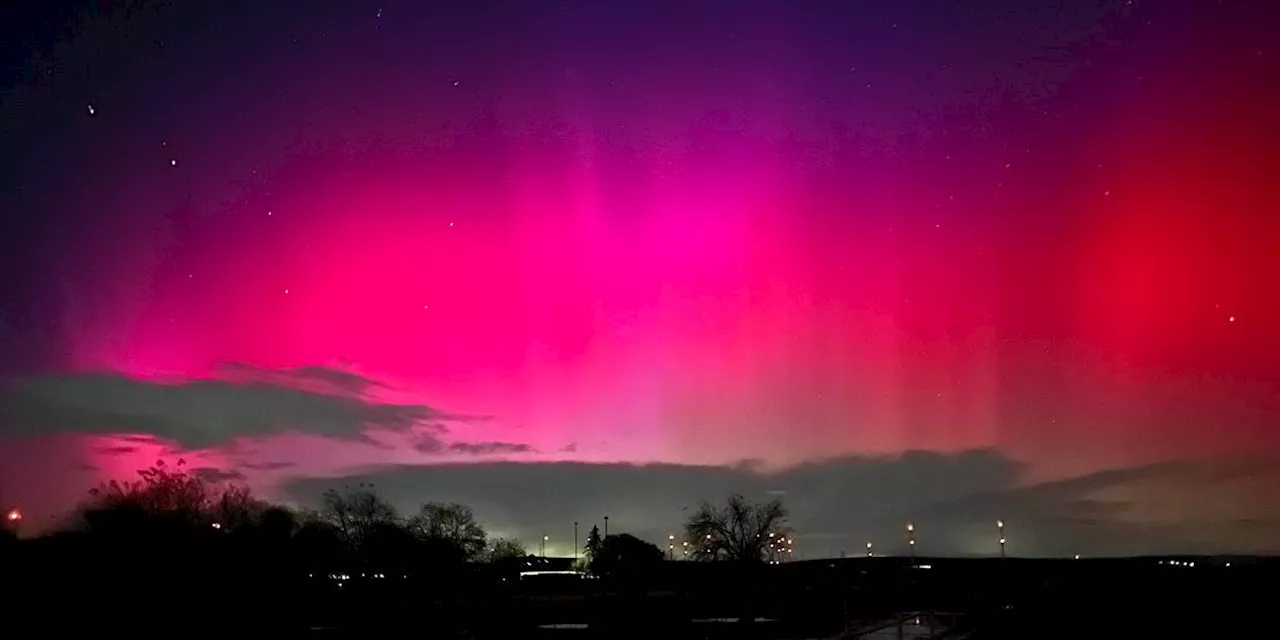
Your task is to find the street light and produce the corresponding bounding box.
[574,521,579,562]
[603,516,609,538]
[542,535,549,558]
[866,541,873,557]
[906,522,916,562]
[3,507,20,538]
[668,534,675,560]
[997,520,1006,558]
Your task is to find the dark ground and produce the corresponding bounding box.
[4,537,1274,639]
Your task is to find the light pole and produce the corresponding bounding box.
[542,535,548,558]
[906,522,916,562]
[997,520,1006,558]
[866,541,873,557]
[603,516,609,539]
[574,521,579,563]
[682,540,688,559]
[668,534,675,560]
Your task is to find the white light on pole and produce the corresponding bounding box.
[997,520,1006,558]
[906,522,917,563]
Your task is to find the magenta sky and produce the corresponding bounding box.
[1,0,1277,555]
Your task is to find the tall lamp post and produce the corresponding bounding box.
[541,535,549,558]
[866,541,873,557]
[906,522,916,562]
[574,521,579,563]
[997,520,1006,559]
[603,516,609,538]
[668,534,675,560]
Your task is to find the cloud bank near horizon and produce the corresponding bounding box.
[277,451,1280,559]
[1,365,1276,559]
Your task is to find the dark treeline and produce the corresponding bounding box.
[2,460,1274,638]
[1,459,796,637]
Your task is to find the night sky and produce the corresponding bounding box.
[1,0,1278,557]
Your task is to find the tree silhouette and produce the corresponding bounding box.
[485,537,527,562]
[317,483,398,549]
[588,533,664,577]
[76,458,254,536]
[256,505,298,539]
[293,520,347,572]
[684,493,788,562]
[584,524,603,558]
[407,501,487,560]
[362,519,424,573]
[212,484,268,530]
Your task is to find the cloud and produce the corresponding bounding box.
[280,449,1280,557]
[238,461,297,471]
[91,444,139,456]
[0,368,462,448]
[192,467,247,483]
[448,441,535,455]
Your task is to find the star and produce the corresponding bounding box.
[1228,316,1236,323]
[284,288,290,294]
[170,159,178,167]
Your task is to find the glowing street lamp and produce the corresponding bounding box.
[866,541,873,557]
[997,520,1006,558]
[3,507,20,538]
[541,535,549,558]
[906,522,916,561]
[668,534,675,560]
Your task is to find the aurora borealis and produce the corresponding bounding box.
[0,0,1277,556]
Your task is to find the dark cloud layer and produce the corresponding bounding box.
[281,450,1280,558]
[192,467,247,484]
[0,368,454,448]
[448,441,535,455]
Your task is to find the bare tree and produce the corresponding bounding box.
[318,483,399,548]
[212,484,267,530]
[485,537,527,562]
[406,501,488,560]
[684,494,789,563]
[79,459,214,532]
